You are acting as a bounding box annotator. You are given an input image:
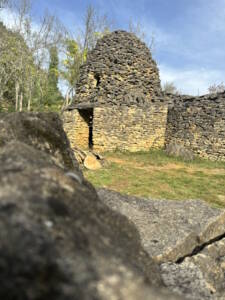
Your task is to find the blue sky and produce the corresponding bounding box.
[2,0,225,95]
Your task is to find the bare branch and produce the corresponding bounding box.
[162,82,180,95]
[80,4,113,52]
[208,82,225,94]
[0,0,9,9]
[128,19,155,51]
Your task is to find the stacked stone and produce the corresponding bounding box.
[165,92,225,161]
[72,30,162,107]
[93,105,168,152]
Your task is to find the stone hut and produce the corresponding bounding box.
[63,30,168,152]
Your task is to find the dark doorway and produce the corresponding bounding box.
[88,111,93,149]
[78,108,94,149]
[94,73,101,87]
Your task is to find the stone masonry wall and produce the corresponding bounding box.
[63,103,168,153]
[93,104,168,152]
[165,92,225,161]
[71,30,161,107]
[63,110,90,151]
[63,29,225,161]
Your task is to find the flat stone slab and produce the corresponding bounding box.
[98,189,225,263]
[161,238,225,300]
[84,153,102,170]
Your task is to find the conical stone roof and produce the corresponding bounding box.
[72,30,162,108]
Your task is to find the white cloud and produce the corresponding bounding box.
[159,64,224,96]
[0,7,16,28]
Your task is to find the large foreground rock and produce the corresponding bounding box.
[0,112,80,172]
[0,112,182,300]
[98,189,225,299]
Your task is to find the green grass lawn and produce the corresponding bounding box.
[84,150,225,208]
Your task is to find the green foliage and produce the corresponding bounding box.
[0,3,113,112]
[0,22,48,111]
[48,47,59,88]
[62,39,84,88]
[44,46,63,110]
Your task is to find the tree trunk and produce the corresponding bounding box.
[0,89,3,111]
[61,88,72,112]
[19,92,23,112]
[27,94,31,111]
[15,81,19,111]
[27,86,32,111]
[66,88,70,106]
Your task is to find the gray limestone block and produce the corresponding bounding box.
[161,238,225,299]
[98,188,225,299]
[98,189,225,264]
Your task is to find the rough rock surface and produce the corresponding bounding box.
[71,30,162,107]
[165,141,194,161]
[98,189,225,263]
[161,238,225,299]
[165,92,225,161]
[98,188,225,299]
[0,112,80,172]
[0,112,183,300]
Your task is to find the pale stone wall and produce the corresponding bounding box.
[165,92,225,161]
[93,104,168,152]
[63,110,90,151]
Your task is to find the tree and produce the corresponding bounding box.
[0,0,67,112]
[44,46,62,110]
[128,19,155,51]
[208,82,225,94]
[0,22,30,111]
[61,5,112,110]
[61,39,84,109]
[162,82,179,95]
[80,4,112,54]
[48,47,59,90]
[0,0,9,9]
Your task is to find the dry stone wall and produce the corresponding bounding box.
[165,92,225,161]
[63,93,225,161]
[93,104,168,152]
[63,109,90,150]
[63,103,168,153]
[71,30,161,107]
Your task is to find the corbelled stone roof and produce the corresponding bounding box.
[71,30,162,108]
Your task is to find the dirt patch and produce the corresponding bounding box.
[218,195,225,204]
[107,157,225,176]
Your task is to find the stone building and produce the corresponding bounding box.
[165,92,225,161]
[63,30,168,152]
[63,30,225,161]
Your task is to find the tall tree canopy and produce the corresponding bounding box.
[44,46,63,110]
